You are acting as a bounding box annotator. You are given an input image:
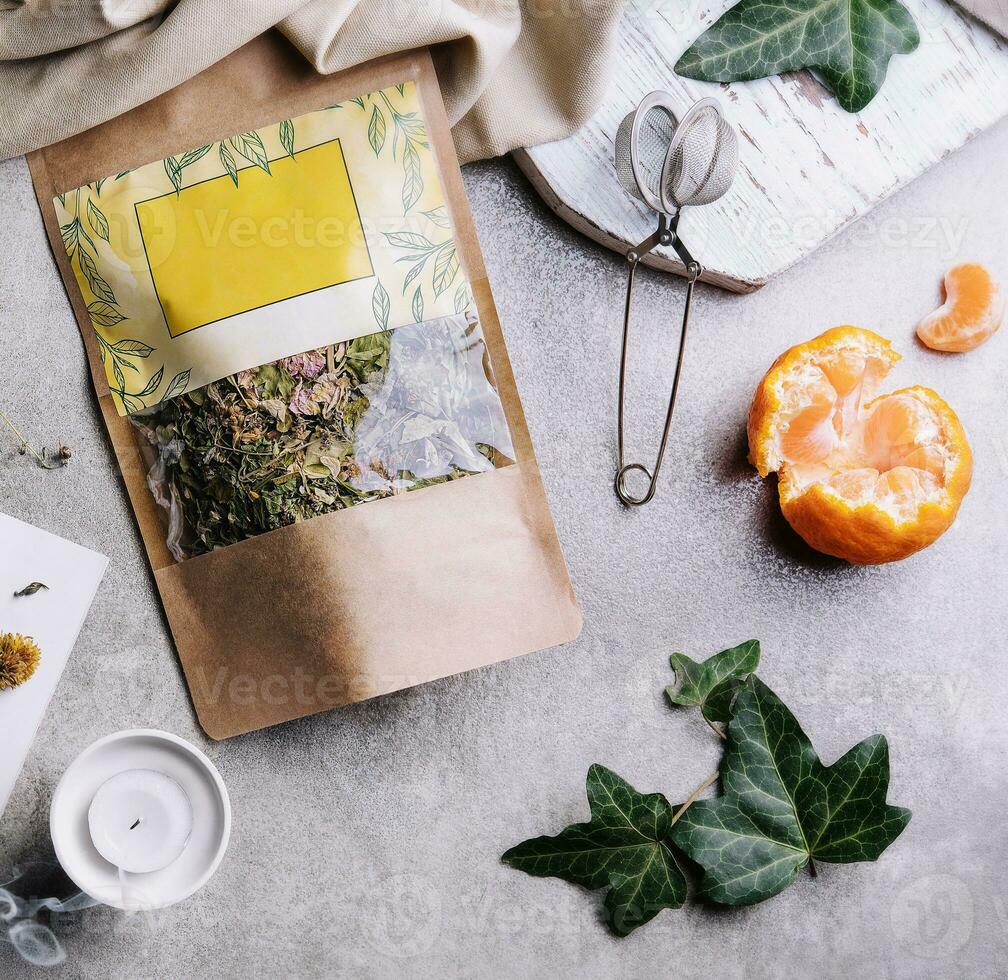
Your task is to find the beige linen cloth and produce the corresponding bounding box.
[0,0,624,163]
[1,0,1005,163]
[959,0,1008,34]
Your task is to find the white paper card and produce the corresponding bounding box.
[0,513,108,817]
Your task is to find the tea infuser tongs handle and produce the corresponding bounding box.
[615,211,702,507]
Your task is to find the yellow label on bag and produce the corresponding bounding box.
[54,82,468,416]
[136,139,373,338]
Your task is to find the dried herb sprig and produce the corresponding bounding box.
[0,633,42,690]
[14,582,49,598]
[0,406,70,469]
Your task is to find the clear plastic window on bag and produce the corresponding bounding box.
[130,312,515,560]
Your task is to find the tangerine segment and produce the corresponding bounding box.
[748,328,972,564]
[917,263,1003,353]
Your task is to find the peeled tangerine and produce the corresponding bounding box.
[748,327,972,564]
[917,263,1002,352]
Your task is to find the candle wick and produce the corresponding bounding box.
[129,818,142,830]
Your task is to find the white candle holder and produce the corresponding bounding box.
[50,730,231,910]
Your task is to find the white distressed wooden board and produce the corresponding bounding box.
[514,0,1008,292]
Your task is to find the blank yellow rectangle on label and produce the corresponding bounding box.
[135,139,373,337]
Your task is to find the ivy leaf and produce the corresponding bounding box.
[368,106,386,157]
[502,764,686,936]
[675,0,920,113]
[667,639,760,723]
[670,676,911,906]
[86,198,110,242]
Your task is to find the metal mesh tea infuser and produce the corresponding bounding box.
[613,93,738,506]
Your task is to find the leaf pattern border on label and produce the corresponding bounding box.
[57,89,467,416]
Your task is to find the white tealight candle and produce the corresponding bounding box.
[87,770,193,874]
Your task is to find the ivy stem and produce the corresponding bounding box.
[704,716,727,741]
[669,771,720,827]
[808,858,818,879]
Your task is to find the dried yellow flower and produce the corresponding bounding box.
[0,632,42,690]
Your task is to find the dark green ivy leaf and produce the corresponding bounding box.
[667,639,760,723]
[502,764,686,936]
[670,676,911,906]
[675,0,920,113]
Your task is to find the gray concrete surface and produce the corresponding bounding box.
[1,112,1007,979]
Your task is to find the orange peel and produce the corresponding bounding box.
[748,326,972,564]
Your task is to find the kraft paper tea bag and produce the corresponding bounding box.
[29,39,580,738]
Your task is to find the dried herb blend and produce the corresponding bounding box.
[132,314,513,560]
